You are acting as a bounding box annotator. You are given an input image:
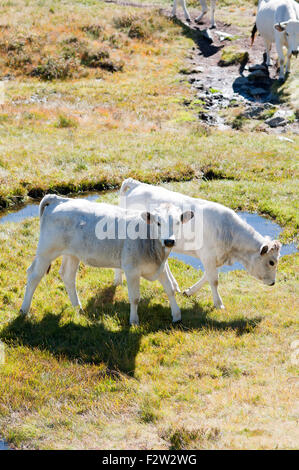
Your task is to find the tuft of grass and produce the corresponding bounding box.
[55,114,78,129]
[161,425,221,450]
[218,46,249,66]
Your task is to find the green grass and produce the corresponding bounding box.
[0,0,298,450]
[0,213,298,449]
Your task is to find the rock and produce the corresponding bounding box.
[247,69,269,81]
[248,64,268,73]
[278,136,294,143]
[198,29,213,43]
[265,116,288,128]
[243,105,266,118]
[214,30,234,41]
[198,111,216,124]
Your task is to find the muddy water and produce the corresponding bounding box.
[0,198,297,271]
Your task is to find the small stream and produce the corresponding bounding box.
[0,194,297,270]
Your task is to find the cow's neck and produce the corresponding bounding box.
[229,216,265,266]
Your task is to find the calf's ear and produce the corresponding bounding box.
[181,211,194,224]
[260,244,269,256]
[274,22,285,32]
[141,211,153,225]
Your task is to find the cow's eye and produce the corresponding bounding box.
[269,260,275,266]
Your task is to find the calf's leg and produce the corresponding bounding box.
[20,256,52,314]
[179,0,191,22]
[183,272,207,296]
[205,265,224,309]
[159,269,181,322]
[166,262,181,293]
[172,0,177,17]
[59,255,82,310]
[265,40,272,66]
[195,0,208,23]
[210,0,216,28]
[125,271,140,325]
[114,268,123,286]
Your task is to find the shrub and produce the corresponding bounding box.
[113,14,139,29]
[31,56,76,80]
[81,24,102,39]
[128,22,150,40]
[55,114,78,129]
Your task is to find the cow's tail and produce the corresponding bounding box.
[251,23,257,46]
[39,194,63,218]
[119,178,141,197]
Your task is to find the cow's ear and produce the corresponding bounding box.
[181,211,194,224]
[141,211,153,225]
[260,244,269,256]
[275,22,285,32]
[270,240,282,252]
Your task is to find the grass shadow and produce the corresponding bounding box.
[1,285,263,376]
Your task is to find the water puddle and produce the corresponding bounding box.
[0,198,296,272]
[0,439,10,450]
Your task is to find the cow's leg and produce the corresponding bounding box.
[285,50,292,75]
[265,40,272,66]
[172,0,177,17]
[205,265,224,309]
[114,268,123,286]
[20,256,52,314]
[195,0,208,23]
[59,255,82,309]
[276,39,285,80]
[159,269,181,322]
[210,0,216,28]
[179,0,191,22]
[166,262,180,293]
[125,271,140,325]
[183,272,207,296]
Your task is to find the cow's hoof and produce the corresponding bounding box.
[210,24,217,29]
[183,289,192,297]
[215,304,225,310]
[130,320,139,326]
[186,18,191,23]
[19,309,27,316]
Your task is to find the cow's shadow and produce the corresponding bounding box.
[1,285,262,376]
[171,17,223,57]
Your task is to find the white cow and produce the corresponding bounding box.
[115,179,281,310]
[20,194,194,325]
[253,0,299,80]
[172,0,217,28]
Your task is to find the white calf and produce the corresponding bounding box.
[20,195,193,325]
[115,179,282,310]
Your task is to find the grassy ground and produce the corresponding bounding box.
[0,0,298,450]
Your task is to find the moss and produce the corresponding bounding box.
[218,46,249,67]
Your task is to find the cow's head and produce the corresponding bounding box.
[248,238,281,286]
[275,20,299,57]
[141,203,194,249]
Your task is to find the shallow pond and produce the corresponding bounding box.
[0,439,10,450]
[0,197,297,272]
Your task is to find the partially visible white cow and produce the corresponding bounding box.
[115,179,281,310]
[253,0,299,80]
[172,0,217,28]
[20,195,194,325]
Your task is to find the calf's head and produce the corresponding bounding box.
[249,239,281,286]
[141,204,194,249]
[275,21,299,57]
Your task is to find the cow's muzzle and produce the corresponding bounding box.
[292,51,298,57]
[164,239,175,248]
